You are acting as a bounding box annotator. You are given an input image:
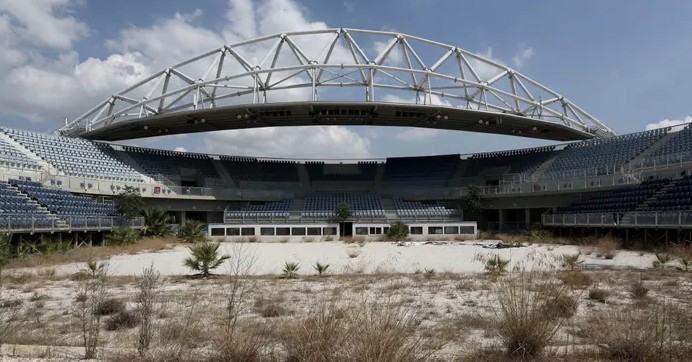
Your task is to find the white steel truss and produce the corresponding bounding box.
[59,28,614,138]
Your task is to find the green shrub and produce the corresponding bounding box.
[178,220,206,243]
[183,242,230,277]
[106,227,139,245]
[387,221,409,241]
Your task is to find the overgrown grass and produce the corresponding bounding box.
[492,272,571,360]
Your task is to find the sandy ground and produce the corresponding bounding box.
[2,240,690,361]
[43,240,659,277]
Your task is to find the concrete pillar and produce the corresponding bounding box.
[498,209,506,232]
[176,211,187,225]
[525,208,531,230]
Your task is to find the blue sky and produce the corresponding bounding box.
[0,0,691,158]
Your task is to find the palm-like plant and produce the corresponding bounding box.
[652,253,672,269]
[485,254,510,274]
[142,209,172,237]
[561,253,583,271]
[183,242,230,277]
[313,261,329,277]
[179,220,206,243]
[106,227,140,245]
[283,261,300,279]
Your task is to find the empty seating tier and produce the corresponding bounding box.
[303,192,384,217]
[306,161,377,183]
[226,199,293,218]
[543,128,666,178]
[10,179,118,227]
[393,198,455,217]
[462,146,555,177]
[384,154,459,186]
[0,181,54,229]
[0,136,41,170]
[3,128,144,182]
[221,157,299,183]
[121,146,221,182]
[557,178,670,214]
[641,175,692,212]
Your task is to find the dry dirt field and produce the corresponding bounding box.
[1,238,691,361]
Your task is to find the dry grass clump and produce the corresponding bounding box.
[95,298,126,316]
[557,271,593,289]
[595,237,621,259]
[671,245,692,271]
[542,293,579,319]
[104,309,140,331]
[629,281,649,300]
[4,237,174,269]
[280,298,429,362]
[492,273,571,360]
[208,324,272,362]
[584,303,691,361]
[254,298,289,318]
[588,288,610,303]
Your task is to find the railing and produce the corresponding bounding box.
[0,215,144,232]
[542,212,692,228]
[223,212,462,225]
[478,173,642,196]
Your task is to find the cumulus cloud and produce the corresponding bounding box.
[0,0,88,49]
[204,126,371,158]
[174,147,188,152]
[394,128,440,141]
[512,46,534,69]
[645,116,692,131]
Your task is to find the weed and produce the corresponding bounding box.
[282,261,300,279]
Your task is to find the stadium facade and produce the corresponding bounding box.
[1,29,690,245]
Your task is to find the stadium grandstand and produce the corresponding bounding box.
[1,29,691,245]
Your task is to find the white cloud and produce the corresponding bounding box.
[0,0,88,49]
[174,146,188,152]
[512,46,534,69]
[204,126,372,158]
[645,116,692,131]
[394,128,440,141]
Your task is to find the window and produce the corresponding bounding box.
[292,227,306,236]
[410,226,423,235]
[307,227,321,236]
[355,227,368,235]
[241,227,255,236]
[260,227,275,236]
[428,226,443,235]
[444,226,459,235]
[460,226,475,234]
[369,227,383,235]
[210,228,225,236]
[323,227,337,235]
[276,227,290,236]
[226,227,240,236]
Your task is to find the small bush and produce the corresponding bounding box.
[543,294,578,319]
[282,261,300,279]
[485,254,509,274]
[259,302,287,318]
[387,221,410,241]
[561,253,583,271]
[653,253,672,269]
[672,245,692,271]
[346,247,362,258]
[313,261,330,276]
[423,268,436,278]
[106,226,140,246]
[596,237,620,259]
[588,288,610,303]
[95,298,125,316]
[183,242,230,277]
[586,304,683,362]
[494,273,569,360]
[105,309,140,331]
[629,281,649,300]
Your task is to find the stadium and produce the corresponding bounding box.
[2,2,692,359]
[0,28,690,245]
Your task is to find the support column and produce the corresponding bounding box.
[498,209,506,232]
[525,208,531,230]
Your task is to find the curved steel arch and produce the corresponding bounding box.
[59,28,614,139]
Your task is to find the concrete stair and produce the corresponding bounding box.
[6,185,65,227]
[373,163,385,189]
[528,153,559,180]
